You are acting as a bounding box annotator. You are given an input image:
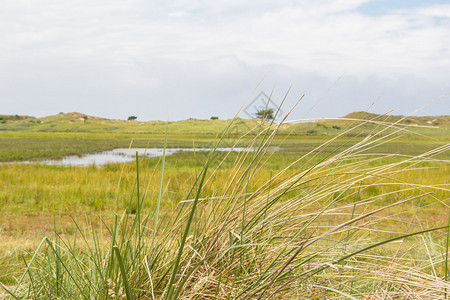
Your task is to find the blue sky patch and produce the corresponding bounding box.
[357,0,449,16]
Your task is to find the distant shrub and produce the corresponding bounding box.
[306,129,317,135]
[332,125,341,130]
[210,116,219,120]
[255,108,274,120]
[128,116,137,121]
[13,115,20,120]
[316,123,328,129]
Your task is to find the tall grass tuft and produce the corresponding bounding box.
[2,103,450,299]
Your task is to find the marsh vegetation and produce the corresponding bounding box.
[0,111,449,299]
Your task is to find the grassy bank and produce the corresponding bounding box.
[0,151,448,214]
[2,111,449,136]
[1,131,448,163]
[0,133,220,162]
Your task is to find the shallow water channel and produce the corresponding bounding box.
[14,147,251,167]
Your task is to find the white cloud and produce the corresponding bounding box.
[415,4,450,18]
[168,11,191,18]
[0,0,448,119]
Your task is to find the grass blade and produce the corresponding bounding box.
[166,163,210,299]
[113,246,134,300]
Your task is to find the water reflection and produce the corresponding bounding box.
[34,147,250,167]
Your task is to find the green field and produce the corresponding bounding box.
[0,112,449,298]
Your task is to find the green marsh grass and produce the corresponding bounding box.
[1,111,449,299]
[1,110,448,162]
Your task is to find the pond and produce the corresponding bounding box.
[10,147,253,167]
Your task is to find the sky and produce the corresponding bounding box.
[0,0,449,121]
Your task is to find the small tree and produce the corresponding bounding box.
[255,108,274,121]
[128,116,137,121]
[83,115,88,123]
